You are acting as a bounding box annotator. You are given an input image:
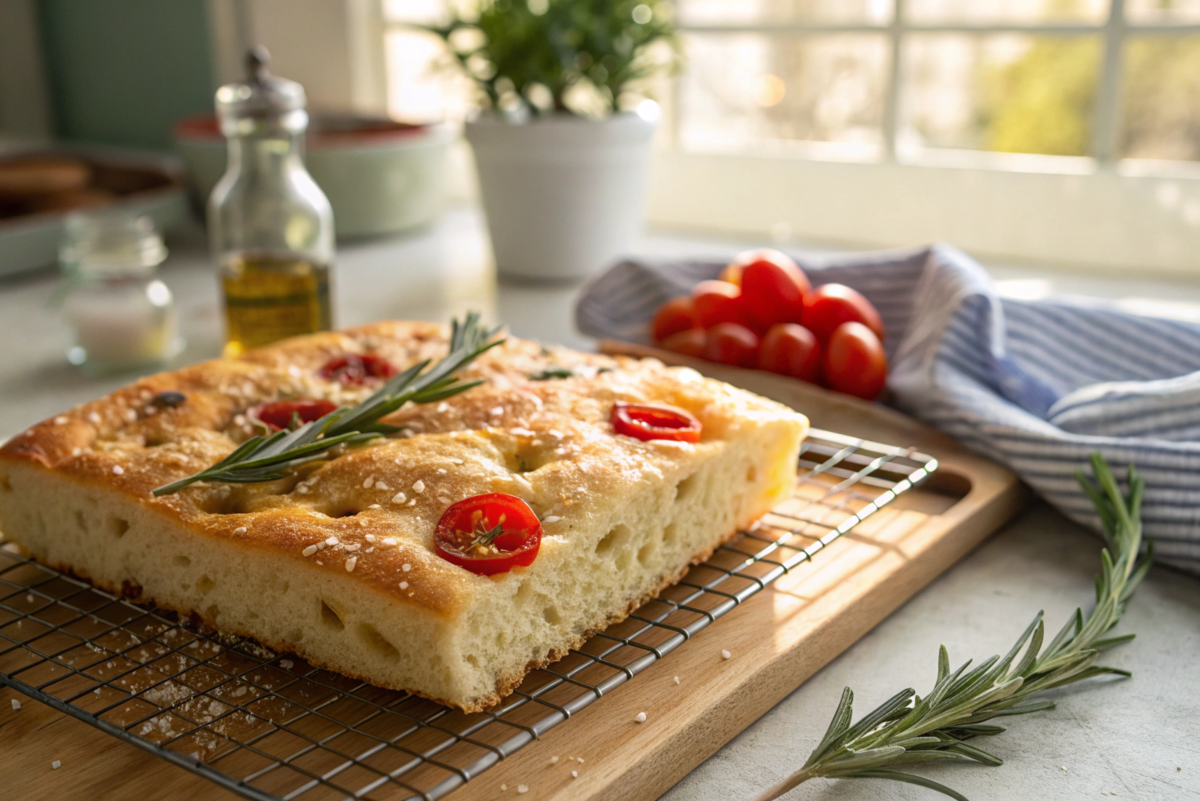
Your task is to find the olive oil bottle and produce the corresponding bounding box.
[219,252,332,354]
[208,47,335,356]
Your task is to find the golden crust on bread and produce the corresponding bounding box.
[0,321,807,710]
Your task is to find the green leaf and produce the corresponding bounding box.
[808,688,855,764]
[838,769,971,801]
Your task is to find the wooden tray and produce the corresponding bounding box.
[0,343,1026,801]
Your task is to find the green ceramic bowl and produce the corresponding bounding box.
[174,114,453,240]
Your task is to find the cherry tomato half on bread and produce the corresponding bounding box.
[250,399,338,431]
[704,322,760,368]
[660,328,707,358]
[803,284,885,343]
[434,493,542,576]
[691,280,748,329]
[611,402,702,443]
[651,296,697,343]
[823,322,888,400]
[319,354,398,386]
[736,249,811,332]
[759,323,820,383]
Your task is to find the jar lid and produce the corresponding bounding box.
[59,212,167,280]
[214,46,308,134]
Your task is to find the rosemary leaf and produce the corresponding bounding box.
[153,313,503,496]
[754,454,1150,801]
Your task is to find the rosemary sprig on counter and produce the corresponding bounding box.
[755,454,1153,801]
[153,313,503,496]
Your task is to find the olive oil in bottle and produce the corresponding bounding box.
[208,47,335,356]
[220,252,332,355]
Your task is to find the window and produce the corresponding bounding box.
[380,1,1200,274]
[672,0,1200,168]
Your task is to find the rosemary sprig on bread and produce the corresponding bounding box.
[756,454,1153,801]
[153,313,503,496]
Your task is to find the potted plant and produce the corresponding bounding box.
[429,0,678,281]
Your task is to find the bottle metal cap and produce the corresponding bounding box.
[215,46,308,134]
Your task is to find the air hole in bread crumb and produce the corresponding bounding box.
[675,474,700,503]
[0,475,10,491]
[746,465,758,482]
[637,542,657,565]
[196,575,216,595]
[319,600,345,632]
[516,581,536,605]
[74,510,87,532]
[596,524,631,559]
[108,518,130,539]
[663,524,679,546]
[357,623,399,660]
[174,555,191,567]
[543,605,562,625]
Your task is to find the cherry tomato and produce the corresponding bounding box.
[823,322,888,400]
[318,354,398,386]
[737,249,811,333]
[434,493,543,576]
[249,399,338,432]
[651,297,697,343]
[691,280,748,329]
[611,402,702,442]
[659,328,707,358]
[718,263,743,286]
[803,284,885,343]
[759,324,820,383]
[704,322,760,368]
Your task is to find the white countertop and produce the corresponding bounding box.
[0,207,1197,800]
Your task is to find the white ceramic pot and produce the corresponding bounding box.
[465,112,655,282]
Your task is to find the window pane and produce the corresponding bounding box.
[1126,0,1200,23]
[900,35,1100,157]
[1120,35,1200,161]
[678,34,888,157]
[906,0,1108,23]
[678,0,892,26]
[382,0,447,23]
[384,29,468,122]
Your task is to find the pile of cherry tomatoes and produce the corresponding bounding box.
[650,249,889,400]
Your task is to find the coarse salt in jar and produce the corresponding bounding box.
[60,212,184,374]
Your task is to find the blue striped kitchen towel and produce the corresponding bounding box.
[576,244,1200,574]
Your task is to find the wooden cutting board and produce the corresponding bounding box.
[0,344,1026,801]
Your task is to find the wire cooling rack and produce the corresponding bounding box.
[0,428,936,801]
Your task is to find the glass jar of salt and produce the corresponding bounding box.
[60,212,184,374]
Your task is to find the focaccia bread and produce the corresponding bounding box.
[0,321,807,711]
